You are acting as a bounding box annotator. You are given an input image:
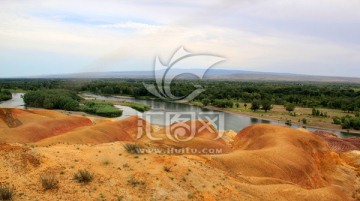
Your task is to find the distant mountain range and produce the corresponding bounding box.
[30,69,360,83]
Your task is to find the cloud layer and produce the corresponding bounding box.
[1,0,360,77]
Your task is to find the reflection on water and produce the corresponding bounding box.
[1,93,359,138]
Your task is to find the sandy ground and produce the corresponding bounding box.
[1,108,359,201]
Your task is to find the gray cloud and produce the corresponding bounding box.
[0,0,359,77]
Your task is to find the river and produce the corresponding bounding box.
[0,93,358,138]
[0,93,25,108]
[84,94,359,138]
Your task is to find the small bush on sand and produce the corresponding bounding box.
[0,183,14,200]
[123,144,142,154]
[163,166,171,172]
[40,174,59,190]
[102,159,111,166]
[73,169,94,184]
[127,177,145,187]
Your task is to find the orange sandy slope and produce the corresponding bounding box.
[0,108,359,200]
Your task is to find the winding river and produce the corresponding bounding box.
[1,93,358,138]
[84,94,358,138]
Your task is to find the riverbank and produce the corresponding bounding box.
[198,103,360,135]
[81,94,151,112]
[82,93,360,136]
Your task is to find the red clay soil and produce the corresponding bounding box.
[35,116,149,146]
[314,130,360,152]
[0,108,93,143]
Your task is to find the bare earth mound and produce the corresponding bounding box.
[314,130,360,152]
[0,108,93,143]
[0,108,359,200]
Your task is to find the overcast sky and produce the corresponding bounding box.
[1,0,360,77]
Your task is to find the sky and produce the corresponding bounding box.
[0,0,360,77]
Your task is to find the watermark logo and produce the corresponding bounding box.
[143,47,225,102]
[137,111,225,142]
[137,48,226,144]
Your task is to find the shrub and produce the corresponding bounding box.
[163,166,171,172]
[0,183,14,201]
[127,177,145,187]
[341,118,351,129]
[212,99,233,108]
[123,144,142,154]
[285,103,295,112]
[201,98,211,106]
[102,159,111,166]
[312,108,327,117]
[73,169,94,184]
[80,100,122,117]
[251,100,260,112]
[351,117,360,130]
[302,118,308,124]
[285,120,292,126]
[40,174,59,190]
[332,116,342,125]
[120,102,151,112]
[261,99,272,112]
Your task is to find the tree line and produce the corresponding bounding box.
[1,79,360,112]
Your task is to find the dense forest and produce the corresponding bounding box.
[78,80,360,112]
[1,79,360,111]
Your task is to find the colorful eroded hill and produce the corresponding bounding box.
[0,108,359,200]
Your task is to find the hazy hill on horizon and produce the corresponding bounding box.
[24,69,360,83]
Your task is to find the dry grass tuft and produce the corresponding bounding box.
[73,169,94,184]
[123,144,142,154]
[0,183,14,200]
[40,174,59,190]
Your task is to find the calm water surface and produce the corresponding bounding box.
[85,94,359,138]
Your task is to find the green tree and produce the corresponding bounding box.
[354,108,359,117]
[285,103,295,112]
[261,99,272,112]
[312,107,317,116]
[201,98,211,106]
[64,99,80,111]
[341,118,351,129]
[352,118,360,130]
[332,116,341,125]
[102,86,114,94]
[251,101,260,112]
